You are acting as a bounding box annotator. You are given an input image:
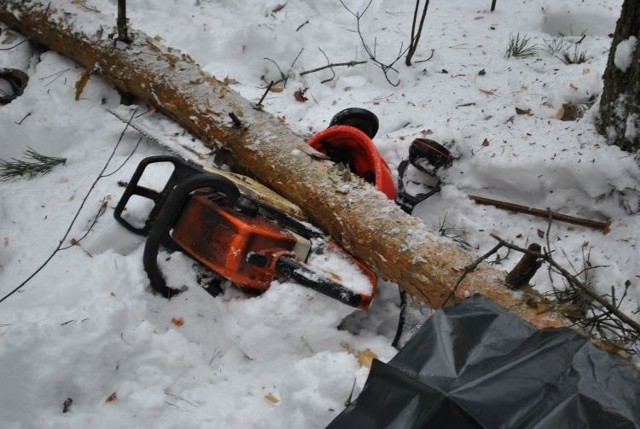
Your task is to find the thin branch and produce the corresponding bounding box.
[441,242,504,307]
[262,48,304,87]
[490,234,640,336]
[0,110,139,304]
[405,0,431,66]
[339,0,408,86]
[0,39,28,51]
[469,194,611,233]
[254,80,274,109]
[300,59,367,77]
[299,48,367,84]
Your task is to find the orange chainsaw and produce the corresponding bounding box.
[114,155,377,310]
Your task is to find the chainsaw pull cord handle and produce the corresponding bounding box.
[143,173,242,298]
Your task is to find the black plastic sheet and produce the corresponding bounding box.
[328,295,640,428]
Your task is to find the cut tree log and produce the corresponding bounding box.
[0,1,614,340]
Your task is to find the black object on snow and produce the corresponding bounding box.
[329,107,379,139]
[327,295,640,429]
[0,68,28,104]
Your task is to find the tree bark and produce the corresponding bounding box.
[596,0,640,152]
[0,1,603,334]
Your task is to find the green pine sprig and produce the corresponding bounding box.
[0,148,67,181]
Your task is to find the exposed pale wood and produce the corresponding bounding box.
[0,0,594,334]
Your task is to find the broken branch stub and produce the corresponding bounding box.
[0,1,586,334]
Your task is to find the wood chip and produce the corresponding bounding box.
[357,348,378,368]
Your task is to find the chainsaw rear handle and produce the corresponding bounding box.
[114,155,205,236]
[143,173,242,298]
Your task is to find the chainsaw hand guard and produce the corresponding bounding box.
[114,155,209,236]
[143,173,241,298]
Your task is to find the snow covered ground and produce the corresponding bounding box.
[1,0,638,427]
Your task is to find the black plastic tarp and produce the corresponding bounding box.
[328,295,640,428]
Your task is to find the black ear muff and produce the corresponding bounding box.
[329,108,379,139]
[395,139,454,213]
[409,138,453,174]
[0,68,29,105]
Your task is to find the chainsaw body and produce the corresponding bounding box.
[114,156,376,310]
[171,194,311,291]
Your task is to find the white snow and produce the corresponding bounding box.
[614,36,637,72]
[1,0,639,427]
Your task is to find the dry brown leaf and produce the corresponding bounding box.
[479,88,495,96]
[171,317,185,327]
[105,392,117,403]
[569,83,579,91]
[582,67,591,75]
[481,138,490,147]
[265,392,280,404]
[269,85,284,93]
[357,348,378,368]
[515,107,532,115]
[421,129,434,136]
[294,89,308,102]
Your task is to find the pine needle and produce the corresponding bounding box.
[0,148,66,181]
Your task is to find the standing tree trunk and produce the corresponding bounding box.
[596,0,640,152]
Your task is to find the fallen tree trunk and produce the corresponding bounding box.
[0,1,594,333]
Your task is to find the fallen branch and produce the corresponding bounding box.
[300,52,367,83]
[491,233,640,342]
[339,0,408,86]
[469,194,611,233]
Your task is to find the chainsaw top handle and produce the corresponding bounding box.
[143,172,242,298]
[114,155,208,236]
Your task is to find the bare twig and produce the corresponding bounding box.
[300,50,367,83]
[491,0,497,12]
[254,80,274,109]
[339,0,408,86]
[0,39,28,51]
[469,195,611,233]
[263,48,304,87]
[302,62,359,77]
[0,110,140,304]
[414,48,436,64]
[442,242,503,307]
[405,0,431,66]
[15,112,32,125]
[490,234,640,336]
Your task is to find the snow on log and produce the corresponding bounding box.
[0,1,576,331]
